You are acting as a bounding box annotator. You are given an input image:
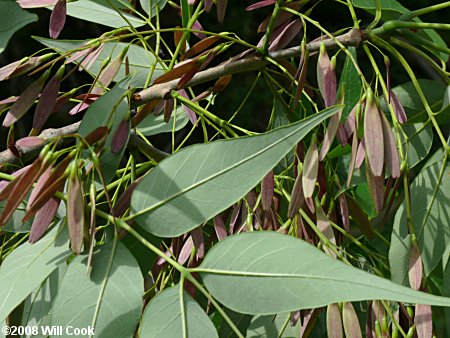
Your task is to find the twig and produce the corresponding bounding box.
[133,29,364,105]
[0,122,168,169]
[0,29,363,167]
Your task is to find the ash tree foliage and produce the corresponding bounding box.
[1,0,450,337]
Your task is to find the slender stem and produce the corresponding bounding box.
[134,29,364,105]
[389,37,450,84]
[345,0,360,29]
[171,91,239,137]
[371,36,450,152]
[183,273,245,338]
[168,0,205,69]
[375,20,450,35]
[399,1,450,21]
[110,215,186,271]
[367,0,382,30]
[262,0,284,54]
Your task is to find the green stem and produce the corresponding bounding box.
[97,210,244,338]
[262,0,284,54]
[371,36,450,152]
[112,215,186,271]
[399,30,450,57]
[183,273,245,338]
[375,20,450,35]
[399,1,450,21]
[345,0,360,29]
[367,0,382,30]
[168,0,205,69]
[389,37,450,84]
[171,91,239,137]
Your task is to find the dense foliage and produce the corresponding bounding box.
[0,0,450,337]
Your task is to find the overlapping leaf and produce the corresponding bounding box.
[0,1,37,54]
[200,232,450,315]
[131,106,341,237]
[140,285,218,338]
[390,154,450,280]
[0,220,70,322]
[34,38,163,87]
[51,241,143,338]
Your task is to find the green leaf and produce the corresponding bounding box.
[33,37,162,87]
[137,106,189,136]
[444,260,450,332]
[21,265,67,336]
[352,0,448,61]
[51,241,143,338]
[65,0,145,28]
[219,308,252,338]
[246,313,301,338]
[0,0,37,54]
[78,76,132,183]
[0,220,70,322]
[380,80,448,123]
[402,123,433,168]
[338,47,361,120]
[352,0,408,20]
[199,232,450,315]
[392,157,450,276]
[131,106,341,237]
[140,285,218,338]
[389,228,411,286]
[139,0,168,17]
[0,200,32,233]
[121,225,161,274]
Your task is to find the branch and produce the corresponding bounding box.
[133,29,364,105]
[0,122,80,167]
[0,122,168,170]
[0,29,363,168]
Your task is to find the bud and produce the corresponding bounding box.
[268,19,302,52]
[67,160,85,254]
[414,303,432,338]
[342,303,362,338]
[317,42,337,107]
[288,172,304,219]
[29,197,60,243]
[112,177,143,217]
[380,112,400,178]
[49,0,66,39]
[178,89,198,124]
[111,115,130,154]
[245,0,275,11]
[320,95,344,160]
[163,98,174,123]
[32,65,65,131]
[390,91,407,124]
[2,70,50,127]
[174,27,186,54]
[261,170,274,211]
[302,135,318,213]
[84,126,110,145]
[0,159,43,226]
[338,193,350,232]
[316,202,336,257]
[326,304,343,338]
[191,227,205,259]
[213,214,227,240]
[92,46,128,94]
[408,235,423,291]
[216,0,227,23]
[181,35,221,61]
[364,89,384,177]
[366,164,384,213]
